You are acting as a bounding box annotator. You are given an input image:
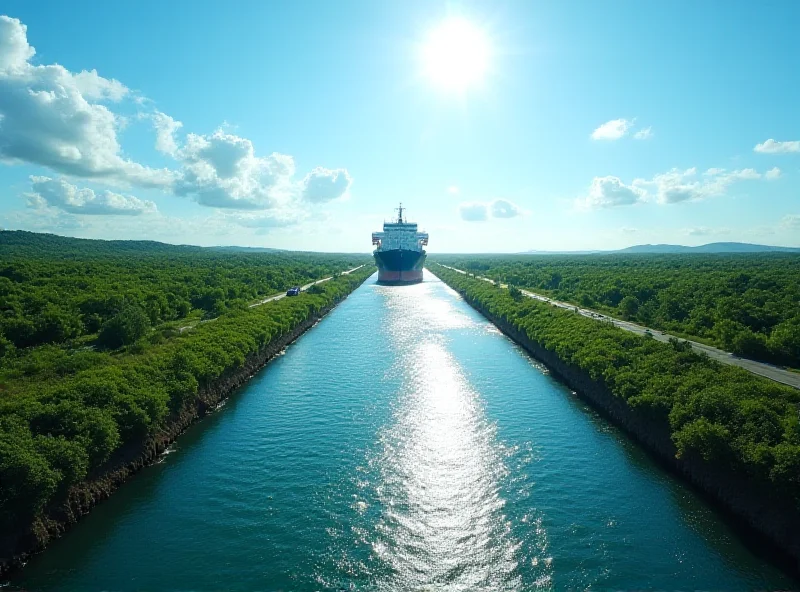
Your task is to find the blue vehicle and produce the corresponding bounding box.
[286,286,301,297]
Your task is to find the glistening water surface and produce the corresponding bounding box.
[14,272,794,590]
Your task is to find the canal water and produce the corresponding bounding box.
[13,272,794,590]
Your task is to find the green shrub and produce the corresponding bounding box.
[97,306,150,349]
[434,266,800,501]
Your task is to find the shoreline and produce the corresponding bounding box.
[433,270,800,580]
[0,277,368,577]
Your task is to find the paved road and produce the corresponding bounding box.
[248,264,366,308]
[179,265,366,332]
[433,263,800,390]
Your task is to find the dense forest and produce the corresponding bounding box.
[0,231,373,539]
[429,253,800,367]
[0,231,368,354]
[433,266,800,503]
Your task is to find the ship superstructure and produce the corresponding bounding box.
[371,204,428,284]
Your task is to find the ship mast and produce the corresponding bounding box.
[396,203,404,223]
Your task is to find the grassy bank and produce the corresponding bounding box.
[0,233,374,569]
[429,253,800,368]
[433,265,800,503]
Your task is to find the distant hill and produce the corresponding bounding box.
[210,246,285,253]
[521,249,602,255]
[521,242,800,255]
[0,230,200,254]
[616,242,800,254]
[0,230,354,256]
[0,230,283,256]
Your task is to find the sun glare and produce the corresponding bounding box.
[422,18,490,92]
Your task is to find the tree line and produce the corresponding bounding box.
[0,230,373,536]
[429,253,800,368]
[434,266,800,504]
[0,230,368,355]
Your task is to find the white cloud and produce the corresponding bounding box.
[150,111,183,156]
[591,118,633,140]
[641,168,701,204]
[220,210,319,235]
[765,166,782,180]
[579,166,769,209]
[490,198,522,218]
[459,202,489,221]
[730,168,761,180]
[301,167,352,203]
[579,176,645,208]
[26,176,156,216]
[782,214,800,229]
[173,129,298,209]
[0,16,174,188]
[684,226,730,237]
[233,214,303,229]
[754,139,800,154]
[447,185,459,195]
[634,126,653,140]
[182,130,255,178]
[0,16,34,73]
[173,133,351,210]
[71,69,129,101]
[458,199,523,221]
[174,134,352,210]
[0,15,353,217]
[634,167,763,204]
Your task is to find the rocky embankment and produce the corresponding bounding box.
[1,281,366,576]
[441,277,800,577]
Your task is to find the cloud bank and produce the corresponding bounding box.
[579,167,773,209]
[591,119,633,140]
[459,199,523,221]
[301,167,352,203]
[0,15,351,219]
[754,139,800,154]
[26,176,157,215]
[591,118,653,142]
[581,176,645,208]
[0,16,174,188]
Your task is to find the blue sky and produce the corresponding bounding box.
[0,0,797,252]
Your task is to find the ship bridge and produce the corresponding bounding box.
[372,225,428,251]
[372,203,428,251]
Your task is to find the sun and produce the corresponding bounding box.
[421,18,490,92]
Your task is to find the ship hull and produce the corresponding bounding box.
[374,249,426,285]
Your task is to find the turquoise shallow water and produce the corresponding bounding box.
[13,272,795,591]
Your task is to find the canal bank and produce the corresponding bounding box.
[1,268,373,578]
[432,266,800,580]
[10,272,795,590]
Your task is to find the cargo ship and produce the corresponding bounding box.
[372,204,428,285]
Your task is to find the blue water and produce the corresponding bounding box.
[14,272,794,590]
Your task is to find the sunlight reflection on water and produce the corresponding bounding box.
[359,279,544,591]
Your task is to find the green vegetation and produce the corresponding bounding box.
[430,254,800,368]
[0,231,372,535]
[0,231,367,352]
[434,266,800,502]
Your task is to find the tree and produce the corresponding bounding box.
[768,318,800,365]
[619,296,639,319]
[674,418,731,461]
[0,334,13,360]
[98,305,150,349]
[731,329,768,359]
[34,304,82,344]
